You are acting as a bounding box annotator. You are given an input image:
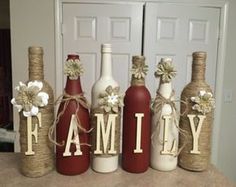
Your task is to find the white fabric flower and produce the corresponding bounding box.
[98,86,124,113]
[38,92,49,106]
[28,81,43,90]
[11,81,49,117]
[11,98,22,112]
[23,106,39,117]
[108,93,118,105]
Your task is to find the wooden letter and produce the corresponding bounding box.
[63,115,82,157]
[187,114,206,154]
[161,115,177,156]
[25,113,42,155]
[94,113,118,154]
[134,113,144,153]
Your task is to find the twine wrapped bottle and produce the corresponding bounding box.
[91,44,122,173]
[56,54,90,175]
[122,56,151,173]
[19,47,54,177]
[150,58,179,171]
[179,52,214,171]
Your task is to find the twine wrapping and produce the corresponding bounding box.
[179,51,214,171]
[28,47,44,80]
[19,46,54,177]
[91,107,121,157]
[130,56,148,86]
[151,91,187,156]
[48,91,92,147]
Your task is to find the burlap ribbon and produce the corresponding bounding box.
[48,91,92,147]
[151,90,187,156]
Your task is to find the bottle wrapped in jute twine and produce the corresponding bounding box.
[179,52,215,171]
[19,47,54,177]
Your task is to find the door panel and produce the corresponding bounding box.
[144,3,220,98]
[62,3,143,100]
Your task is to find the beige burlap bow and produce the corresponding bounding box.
[48,91,92,147]
[151,91,187,156]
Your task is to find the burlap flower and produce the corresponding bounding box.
[154,58,176,83]
[64,59,84,80]
[98,86,124,113]
[11,81,49,117]
[191,90,215,115]
[131,63,148,79]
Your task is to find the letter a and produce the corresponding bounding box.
[63,114,82,157]
[187,114,206,154]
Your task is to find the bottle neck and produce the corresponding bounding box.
[101,52,112,77]
[28,53,44,80]
[131,77,145,86]
[191,61,206,81]
[158,81,172,98]
[65,77,82,95]
[131,55,146,86]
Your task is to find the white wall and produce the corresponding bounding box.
[10,0,236,182]
[10,0,55,151]
[218,0,236,182]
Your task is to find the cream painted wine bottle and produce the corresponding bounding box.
[151,58,179,171]
[91,44,123,173]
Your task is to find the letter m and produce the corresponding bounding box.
[94,113,118,154]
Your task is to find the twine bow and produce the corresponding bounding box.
[48,91,92,147]
[151,90,187,157]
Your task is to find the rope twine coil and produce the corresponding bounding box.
[19,46,54,177]
[179,51,214,171]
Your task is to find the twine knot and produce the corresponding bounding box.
[151,90,187,157]
[62,91,91,110]
[48,91,92,147]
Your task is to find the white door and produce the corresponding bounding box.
[62,3,143,100]
[144,3,220,98]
